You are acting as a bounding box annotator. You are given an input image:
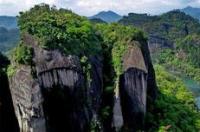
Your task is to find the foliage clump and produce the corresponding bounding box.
[176,34,200,67]
[95,23,146,76]
[12,42,33,65]
[17,3,101,57]
[154,48,200,82]
[147,65,200,131]
[119,10,200,43]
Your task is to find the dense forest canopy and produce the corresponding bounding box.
[120,10,200,41]
[18,4,102,57]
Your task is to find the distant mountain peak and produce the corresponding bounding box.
[185,6,193,9]
[181,6,200,20]
[89,11,122,23]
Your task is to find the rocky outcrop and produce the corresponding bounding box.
[35,50,89,131]
[120,68,147,130]
[113,41,157,131]
[8,33,104,132]
[120,42,148,130]
[9,65,46,132]
[7,34,157,132]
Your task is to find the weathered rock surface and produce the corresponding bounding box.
[9,66,46,132]
[7,33,104,132]
[113,41,157,131]
[33,46,103,131]
[120,68,147,130]
[7,34,157,132]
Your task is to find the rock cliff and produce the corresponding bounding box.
[0,4,158,132]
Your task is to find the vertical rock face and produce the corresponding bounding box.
[120,68,147,130]
[0,72,19,132]
[0,53,19,132]
[9,33,104,132]
[140,40,158,101]
[9,66,46,132]
[114,41,157,131]
[32,44,103,131]
[88,56,103,120]
[33,48,89,131]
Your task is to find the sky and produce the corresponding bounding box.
[1,0,200,16]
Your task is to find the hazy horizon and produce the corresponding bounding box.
[1,0,200,17]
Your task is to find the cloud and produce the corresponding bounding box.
[1,0,200,16]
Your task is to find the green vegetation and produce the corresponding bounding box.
[176,34,200,67]
[11,4,146,86]
[95,23,146,76]
[8,4,200,131]
[147,65,200,131]
[120,9,200,83]
[154,48,200,82]
[18,3,101,57]
[12,42,33,65]
[119,10,200,43]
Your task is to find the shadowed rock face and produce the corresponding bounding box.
[0,72,19,132]
[88,56,103,117]
[113,41,157,131]
[36,52,103,131]
[33,47,97,131]
[0,53,19,132]
[120,68,147,130]
[9,47,104,132]
[121,42,148,130]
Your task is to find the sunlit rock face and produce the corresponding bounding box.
[9,66,46,132]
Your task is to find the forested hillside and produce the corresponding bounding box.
[119,8,200,131]
[119,10,200,82]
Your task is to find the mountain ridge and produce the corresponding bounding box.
[0,16,18,29]
[181,6,200,20]
[89,10,122,23]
